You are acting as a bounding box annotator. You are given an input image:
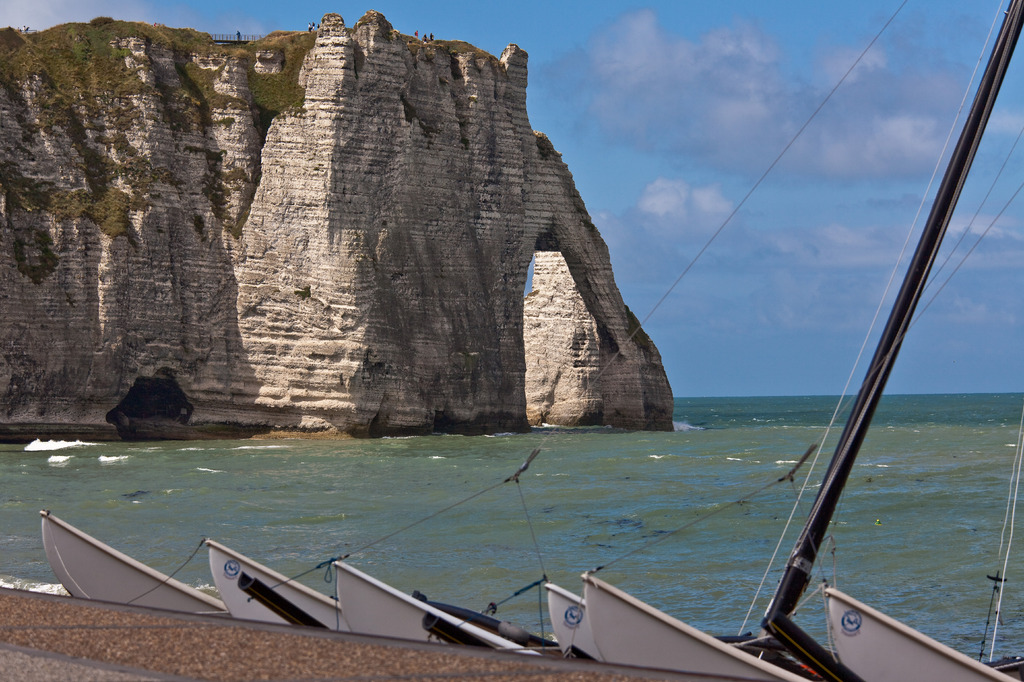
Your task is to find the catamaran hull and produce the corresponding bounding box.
[333,561,539,653]
[825,587,1008,681]
[545,582,598,658]
[39,510,225,614]
[205,539,348,630]
[581,573,805,681]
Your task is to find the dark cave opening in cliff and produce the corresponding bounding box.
[105,372,194,438]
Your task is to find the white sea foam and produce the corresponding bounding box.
[25,439,96,452]
[649,454,665,459]
[232,445,288,450]
[196,467,224,473]
[673,421,704,432]
[726,457,743,461]
[46,455,73,465]
[98,455,130,464]
[0,575,68,595]
[429,456,446,459]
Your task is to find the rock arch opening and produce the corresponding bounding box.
[523,250,604,427]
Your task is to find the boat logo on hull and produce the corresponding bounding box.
[839,609,862,636]
[223,559,241,580]
[563,605,584,629]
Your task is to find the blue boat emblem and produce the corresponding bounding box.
[223,559,241,580]
[840,609,862,636]
[563,605,583,629]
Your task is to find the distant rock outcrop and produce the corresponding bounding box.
[0,13,673,439]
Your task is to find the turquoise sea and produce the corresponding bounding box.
[3,393,1024,662]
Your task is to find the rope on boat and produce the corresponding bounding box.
[337,448,543,561]
[981,571,1007,660]
[246,447,551,629]
[584,444,816,576]
[507,465,551,643]
[484,577,547,615]
[125,538,207,606]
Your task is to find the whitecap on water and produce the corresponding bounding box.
[98,455,129,464]
[429,456,446,459]
[232,445,288,450]
[673,421,704,432]
[649,454,665,459]
[25,439,95,452]
[46,455,73,465]
[195,467,225,473]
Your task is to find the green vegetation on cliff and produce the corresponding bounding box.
[244,31,316,138]
[0,19,316,277]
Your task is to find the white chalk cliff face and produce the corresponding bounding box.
[0,12,673,438]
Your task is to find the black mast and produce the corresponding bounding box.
[762,2,1024,680]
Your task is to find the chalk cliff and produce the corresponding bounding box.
[0,13,673,438]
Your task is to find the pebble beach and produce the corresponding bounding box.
[0,587,710,681]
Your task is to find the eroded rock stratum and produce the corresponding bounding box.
[0,13,673,438]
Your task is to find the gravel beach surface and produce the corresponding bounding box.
[0,587,705,681]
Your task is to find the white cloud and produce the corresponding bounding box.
[637,177,733,221]
[817,43,888,85]
[988,109,1024,136]
[554,8,974,181]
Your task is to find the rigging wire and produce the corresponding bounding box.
[585,445,814,576]
[338,449,540,561]
[910,124,1024,326]
[625,0,913,341]
[737,0,1012,635]
[988,397,1024,659]
[251,448,549,628]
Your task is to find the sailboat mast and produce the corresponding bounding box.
[762,0,1024,678]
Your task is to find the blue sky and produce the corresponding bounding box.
[4,1,1024,397]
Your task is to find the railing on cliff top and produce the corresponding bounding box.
[211,33,265,44]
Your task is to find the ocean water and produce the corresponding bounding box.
[2,393,1023,661]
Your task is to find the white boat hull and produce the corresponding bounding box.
[825,587,1007,681]
[545,581,598,658]
[582,573,805,680]
[205,539,348,630]
[40,510,225,614]
[334,561,538,653]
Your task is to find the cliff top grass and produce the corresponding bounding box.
[242,31,316,137]
[0,18,212,95]
[0,19,314,136]
[0,18,496,132]
[402,36,501,68]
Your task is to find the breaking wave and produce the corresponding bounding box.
[25,439,96,451]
